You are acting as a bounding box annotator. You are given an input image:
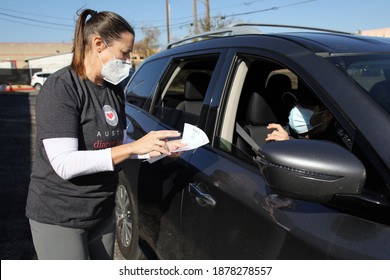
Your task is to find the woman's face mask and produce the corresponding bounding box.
[98,45,131,85]
[288,105,326,135]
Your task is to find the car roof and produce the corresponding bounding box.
[271,32,390,54]
[165,24,390,55]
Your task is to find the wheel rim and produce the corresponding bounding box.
[115,184,133,247]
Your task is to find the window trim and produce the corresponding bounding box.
[220,61,248,144]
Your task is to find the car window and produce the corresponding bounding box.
[152,56,218,130]
[327,54,390,115]
[125,58,168,110]
[218,57,307,154]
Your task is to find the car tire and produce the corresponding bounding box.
[115,173,145,259]
[34,84,42,91]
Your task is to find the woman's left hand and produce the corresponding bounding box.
[265,123,290,141]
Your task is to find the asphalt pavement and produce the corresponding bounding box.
[0,92,124,260]
[0,92,37,259]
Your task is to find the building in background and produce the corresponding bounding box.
[0,42,145,86]
[27,53,73,73]
[0,42,72,69]
[1,42,145,71]
[358,27,390,37]
[0,43,72,86]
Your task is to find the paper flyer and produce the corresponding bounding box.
[146,123,209,163]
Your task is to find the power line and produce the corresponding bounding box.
[0,6,74,22]
[162,0,317,32]
[243,0,268,6]
[0,16,73,31]
[0,12,74,27]
[224,0,317,18]
[0,0,318,41]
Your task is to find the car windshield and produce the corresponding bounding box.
[327,54,390,115]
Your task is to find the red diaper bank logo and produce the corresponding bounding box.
[102,105,118,126]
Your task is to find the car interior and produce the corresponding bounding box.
[223,60,301,155]
[153,58,217,130]
[368,69,390,112]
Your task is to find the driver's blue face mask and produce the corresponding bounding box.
[288,105,326,134]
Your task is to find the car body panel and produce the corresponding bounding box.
[181,146,390,259]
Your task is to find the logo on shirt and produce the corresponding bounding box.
[102,105,118,126]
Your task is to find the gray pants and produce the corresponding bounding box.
[29,213,115,260]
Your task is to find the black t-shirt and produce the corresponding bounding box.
[26,66,126,229]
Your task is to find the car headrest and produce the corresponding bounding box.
[184,72,211,100]
[266,74,292,93]
[246,91,277,125]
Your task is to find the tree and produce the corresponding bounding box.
[197,14,238,33]
[134,26,161,58]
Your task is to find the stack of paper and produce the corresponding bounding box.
[146,123,209,163]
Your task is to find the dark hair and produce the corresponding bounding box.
[71,9,135,79]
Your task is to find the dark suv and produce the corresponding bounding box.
[115,24,390,259]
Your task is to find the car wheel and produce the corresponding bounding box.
[34,84,42,91]
[115,175,145,259]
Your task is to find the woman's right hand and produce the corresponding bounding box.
[130,130,181,156]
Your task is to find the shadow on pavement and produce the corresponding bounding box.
[0,93,37,259]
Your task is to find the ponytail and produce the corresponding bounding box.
[71,9,134,79]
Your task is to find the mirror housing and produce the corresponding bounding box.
[258,140,366,203]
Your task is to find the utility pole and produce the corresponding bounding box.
[204,0,210,32]
[192,0,199,34]
[166,0,170,44]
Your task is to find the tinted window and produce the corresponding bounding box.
[125,58,168,109]
[152,56,218,130]
[327,54,390,115]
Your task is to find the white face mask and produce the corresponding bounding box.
[98,46,131,85]
[288,105,325,134]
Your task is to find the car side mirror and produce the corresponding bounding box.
[258,140,366,203]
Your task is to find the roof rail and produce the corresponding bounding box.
[166,26,261,49]
[229,23,354,35]
[166,23,354,49]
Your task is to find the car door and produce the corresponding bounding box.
[124,52,226,259]
[178,54,289,259]
[179,48,390,259]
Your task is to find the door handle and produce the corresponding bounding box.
[188,182,216,207]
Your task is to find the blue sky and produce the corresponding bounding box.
[0,0,389,46]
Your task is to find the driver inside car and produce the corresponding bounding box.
[265,91,352,150]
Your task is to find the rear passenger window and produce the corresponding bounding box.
[125,58,168,110]
[152,56,218,130]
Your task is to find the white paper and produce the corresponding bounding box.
[145,123,209,163]
[175,123,210,151]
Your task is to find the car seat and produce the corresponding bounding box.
[236,91,278,154]
[176,72,211,116]
[369,79,390,112]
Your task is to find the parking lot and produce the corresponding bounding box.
[0,92,37,259]
[0,92,124,260]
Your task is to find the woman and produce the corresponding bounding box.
[26,9,184,260]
